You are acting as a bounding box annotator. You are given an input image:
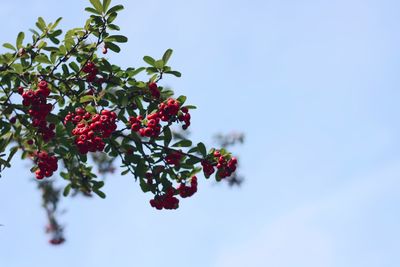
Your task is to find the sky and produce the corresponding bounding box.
[1,0,400,266]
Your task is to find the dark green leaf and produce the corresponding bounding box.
[93,188,106,198]
[121,169,130,175]
[105,42,120,53]
[197,142,207,157]
[164,127,172,147]
[186,157,201,165]
[187,146,199,153]
[85,7,101,15]
[63,184,71,197]
[6,147,18,165]
[106,4,124,15]
[107,24,120,31]
[139,178,151,192]
[69,62,80,72]
[165,70,182,77]
[105,35,128,43]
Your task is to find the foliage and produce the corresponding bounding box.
[0,0,240,244]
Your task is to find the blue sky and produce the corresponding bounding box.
[1,0,400,266]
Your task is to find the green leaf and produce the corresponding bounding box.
[186,157,201,165]
[46,114,60,124]
[105,35,128,43]
[85,105,97,113]
[37,41,47,49]
[61,64,69,75]
[35,54,52,64]
[172,139,192,147]
[136,159,147,178]
[12,64,23,74]
[162,49,173,64]
[107,12,118,23]
[107,24,120,31]
[197,142,207,157]
[92,180,104,190]
[129,67,145,77]
[16,32,25,49]
[6,147,18,165]
[187,146,199,153]
[165,70,182,77]
[80,95,95,103]
[104,42,120,53]
[154,59,164,69]
[93,188,106,198]
[106,4,124,15]
[90,0,103,13]
[183,105,197,110]
[36,17,46,31]
[50,17,63,30]
[139,178,151,192]
[103,0,112,12]
[85,7,101,15]
[51,29,63,37]
[176,95,187,105]
[121,169,130,176]
[164,127,172,147]
[63,184,71,197]
[69,62,80,72]
[143,56,155,66]
[3,43,16,51]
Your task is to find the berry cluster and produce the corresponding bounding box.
[82,62,98,83]
[35,151,58,179]
[178,106,191,129]
[20,81,55,142]
[158,98,180,121]
[165,150,183,166]
[215,151,237,179]
[64,108,117,154]
[149,188,179,210]
[201,151,238,179]
[178,176,198,198]
[148,82,160,98]
[128,98,192,137]
[129,113,162,138]
[201,160,215,177]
